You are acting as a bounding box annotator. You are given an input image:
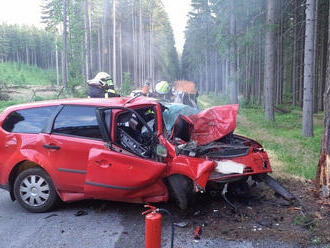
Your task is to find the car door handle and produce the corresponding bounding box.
[5,138,17,148]
[43,144,61,150]
[94,160,112,168]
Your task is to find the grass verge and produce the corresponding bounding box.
[0,62,56,85]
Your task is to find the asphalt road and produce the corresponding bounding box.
[0,189,323,248]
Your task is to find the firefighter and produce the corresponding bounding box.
[87,72,120,98]
[141,81,151,96]
[130,81,152,97]
[155,80,171,100]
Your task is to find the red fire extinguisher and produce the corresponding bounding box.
[142,205,162,248]
[142,205,175,248]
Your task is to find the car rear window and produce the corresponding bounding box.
[2,106,57,133]
[52,105,102,139]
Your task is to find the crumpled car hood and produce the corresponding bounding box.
[188,104,239,145]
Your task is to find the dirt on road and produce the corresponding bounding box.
[185,177,330,246]
[114,176,330,247]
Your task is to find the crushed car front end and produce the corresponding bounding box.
[175,133,272,185]
[160,102,273,204]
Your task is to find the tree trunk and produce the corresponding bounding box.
[225,58,229,95]
[292,2,298,107]
[132,2,137,85]
[97,24,102,72]
[316,2,330,198]
[102,0,110,72]
[316,85,330,197]
[264,0,275,121]
[62,0,68,88]
[215,54,219,95]
[302,0,316,137]
[299,15,306,108]
[229,0,238,104]
[258,33,263,105]
[313,0,319,113]
[25,45,29,65]
[119,22,122,87]
[276,1,283,105]
[138,0,143,85]
[112,0,116,85]
[205,51,209,94]
[84,0,92,80]
[55,38,60,86]
[149,10,154,85]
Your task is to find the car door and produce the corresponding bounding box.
[84,148,167,200]
[46,105,106,193]
[84,106,167,201]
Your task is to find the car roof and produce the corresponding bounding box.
[2,97,160,113]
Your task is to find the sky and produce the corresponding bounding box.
[0,0,191,53]
[162,0,192,54]
[0,0,43,27]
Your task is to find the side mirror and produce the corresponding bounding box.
[156,144,168,158]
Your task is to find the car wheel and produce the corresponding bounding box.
[14,168,59,213]
[168,175,193,210]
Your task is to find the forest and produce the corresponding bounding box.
[0,0,180,90]
[183,0,328,126]
[0,0,329,195]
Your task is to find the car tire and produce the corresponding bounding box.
[167,175,193,210]
[14,167,59,213]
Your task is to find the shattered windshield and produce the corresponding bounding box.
[161,102,200,133]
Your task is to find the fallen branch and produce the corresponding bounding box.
[30,89,36,102]
[274,106,291,114]
[57,87,65,99]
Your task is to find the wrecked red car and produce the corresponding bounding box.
[0,97,284,213]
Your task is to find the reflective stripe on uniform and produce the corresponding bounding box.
[160,84,166,93]
[106,89,116,94]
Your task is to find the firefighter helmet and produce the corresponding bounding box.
[88,72,113,87]
[155,81,170,95]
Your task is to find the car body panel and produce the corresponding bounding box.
[0,132,55,186]
[167,155,216,188]
[45,134,105,193]
[189,104,239,145]
[84,146,168,202]
[208,148,272,182]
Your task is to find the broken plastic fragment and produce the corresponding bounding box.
[174,222,189,228]
[74,210,88,216]
[193,210,201,217]
[194,226,202,239]
[44,214,58,219]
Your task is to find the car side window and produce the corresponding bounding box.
[2,106,57,133]
[52,105,102,140]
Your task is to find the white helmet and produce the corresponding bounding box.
[155,81,170,95]
[88,72,113,86]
